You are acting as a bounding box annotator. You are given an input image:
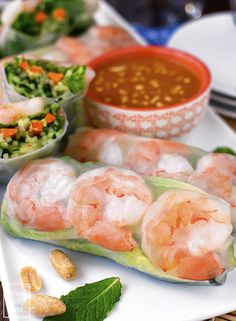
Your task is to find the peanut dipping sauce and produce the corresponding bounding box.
[89,56,201,108]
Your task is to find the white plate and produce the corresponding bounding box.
[1,3,236,321]
[168,13,236,99]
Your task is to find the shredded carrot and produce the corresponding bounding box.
[1,128,17,138]
[35,11,48,23]
[48,72,64,84]
[53,8,67,21]
[31,66,44,74]
[19,61,29,71]
[31,121,43,135]
[45,113,56,124]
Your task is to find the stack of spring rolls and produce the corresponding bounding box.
[0,55,88,181]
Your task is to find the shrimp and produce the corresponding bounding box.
[190,153,236,199]
[39,49,69,63]
[65,128,122,163]
[189,153,236,226]
[89,26,137,47]
[99,136,193,177]
[65,129,162,173]
[122,137,189,175]
[142,189,233,281]
[23,0,40,12]
[68,167,152,251]
[56,37,94,65]
[152,153,194,180]
[0,98,45,125]
[69,47,95,65]
[56,26,137,65]
[7,158,77,231]
[56,37,85,56]
[65,128,192,177]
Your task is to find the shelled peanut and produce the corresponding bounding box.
[20,266,42,293]
[50,249,77,280]
[25,294,66,317]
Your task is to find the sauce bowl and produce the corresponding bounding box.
[85,46,211,138]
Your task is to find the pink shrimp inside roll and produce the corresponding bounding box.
[65,128,192,177]
[142,189,233,281]
[7,158,76,231]
[68,167,152,251]
[190,153,236,226]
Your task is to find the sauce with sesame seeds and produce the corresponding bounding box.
[89,56,200,108]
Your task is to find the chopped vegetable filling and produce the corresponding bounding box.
[11,0,86,37]
[0,103,65,159]
[5,57,86,99]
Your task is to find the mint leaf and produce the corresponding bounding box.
[43,277,122,321]
[213,146,236,156]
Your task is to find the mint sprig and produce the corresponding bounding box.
[43,277,122,321]
[213,146,236,156]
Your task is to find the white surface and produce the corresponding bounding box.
[1,228,236,321]
[1,3,236,321]
[168,13,236,98]
[177,106,236,151]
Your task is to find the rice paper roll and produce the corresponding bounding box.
[65,128,206,172]
[27,25,139,66]
[0,27,57,58]
[0,0,97,56]
[1,56,91,131]
[0,98,68,182]
[1,157,235,285]
[65,128,236,228]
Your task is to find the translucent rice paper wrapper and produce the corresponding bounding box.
[0,0,98,56]
[0,27,58,57]
[1,158,236,285]
[0,115,68,184]
[1,58,95,133]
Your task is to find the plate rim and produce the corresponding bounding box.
[168,11,236,99]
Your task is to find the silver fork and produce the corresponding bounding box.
[230,0,236,25]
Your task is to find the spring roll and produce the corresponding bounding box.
[2,56,87,127]
[27,25,139,66]
[0,98,67,182]
[64,128,236,228]
[0,0,97,56]
[1,157,235,285]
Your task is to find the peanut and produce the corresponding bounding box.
[50,249,77,280]
[20,266,42,293]
[25,294,66,317]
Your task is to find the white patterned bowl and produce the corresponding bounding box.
[85,46,211,138]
